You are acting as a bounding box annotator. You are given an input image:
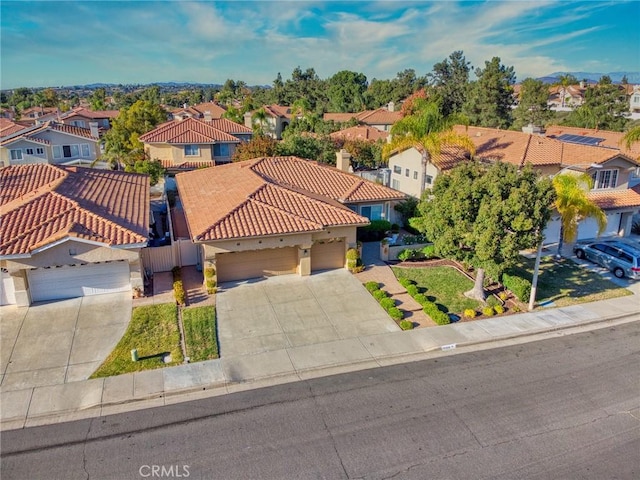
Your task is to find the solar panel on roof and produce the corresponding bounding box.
[556,134,605,146]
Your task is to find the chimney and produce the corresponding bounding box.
[89,121,99,138]
[183,103,188,109]
[579,81,585,88]
[387,101,395,112]
[203,110,212,122]
[336,149,352,172]
[521,123,544,135]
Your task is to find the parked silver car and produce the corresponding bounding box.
[573,241,640,279]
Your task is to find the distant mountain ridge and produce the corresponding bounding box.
[539,72,640,84]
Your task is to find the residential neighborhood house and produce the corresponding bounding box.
[0,164,150,306]
[170,102,227,121]
[0,121,102,168]
[176,156,405,283]
[243,104,295,140]
[139,116,253,171]
[323,103,402,132]
[387,124,640,244]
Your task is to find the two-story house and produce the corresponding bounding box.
[386,125,640,241]
[139,117,252,171]
[0,121,101,168]
[324,103,402,133]
[243,104,294,140]
[57,107,118,133]
[170,102,227,121]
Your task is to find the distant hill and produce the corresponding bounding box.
[539,72,640,84]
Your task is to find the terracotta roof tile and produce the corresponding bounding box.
[0,119,27,136]
[176,157,401,242]
[587,185,640,209]
[0,164,149,256]
[206,118,252,134]
[139,117,241,144]
[329,126,389,142]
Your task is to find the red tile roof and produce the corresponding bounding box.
[172,102,227,119]
[324,108,402,126]
[588,184,640,209]
[329,125,389,142]
[206,118,252,134]
[1,121,98,146]
[0,164,149,256]
[0,119,27,137]
[61,107,119,120]
[545,125,640,159]
[176,157,405,242]
[139,117,241,144]
[453,125,638,168]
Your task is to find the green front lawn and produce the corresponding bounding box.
[392,266,482,314]
[183,306,219,362]
[91,303,184,378]
[509,257,631,307]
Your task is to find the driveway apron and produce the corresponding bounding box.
[216,269,398,357]
[0,292,131,391]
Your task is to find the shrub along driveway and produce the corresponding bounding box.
[215,270,399,357]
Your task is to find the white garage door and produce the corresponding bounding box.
[1,270,16,306]
[28,261,131,302]
[543,216,562,245]
[578,213,621,240]
[311,239,345,271]
[216,247,298,283]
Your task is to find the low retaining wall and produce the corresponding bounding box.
[380,242,431,262]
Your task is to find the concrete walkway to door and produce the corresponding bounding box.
[0,292,131,392]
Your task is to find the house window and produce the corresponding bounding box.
[413,171,418,180]
[71,120,86,128]
[405,169,410,177]
[65,144,79,157]
[36,147,44,155]
[425,174,433,185]
[213,143,230,157]
[391,179,400,190]
[592,169,618,189]
[26,148,34,155]
[81,144,90,157]
[393,165,402,174]
[10,149,22,160]
[360,204,384,221]
[53,145,62,159]
[184,145,199,156]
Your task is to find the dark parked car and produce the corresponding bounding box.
[573,241,640,279]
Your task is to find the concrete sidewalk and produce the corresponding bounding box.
[2,292,638,431]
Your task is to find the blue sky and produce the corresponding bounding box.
[1,0,639,89]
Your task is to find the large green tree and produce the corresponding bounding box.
[564,76,629,131]
[552,173,606,257]
[463,57,516,128]
[412,162,555,282]
[429,50,471,116]
[513,78,552,129]
[553,74,578,109]
[326,70,368,112]
[231,134,279,162]
[103,100,167,175]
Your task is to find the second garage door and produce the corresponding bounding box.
[216,247,298,282]
[311,239,345,272]
[27,261,131,302]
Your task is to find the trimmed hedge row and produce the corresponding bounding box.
[502,273,532,302]
[422,301,450,325]
[363,283,404,321]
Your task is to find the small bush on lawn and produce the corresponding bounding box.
[406,284,419,297]
[365,281,380,292]
[398,277,414,288]
[379,297,396,311]
[498,291,509,301]
[388,307,404,321]
[486,296,499,307]
[493,305,505,314]
[413,293,429,306]
[372,289,388,301]
[502,273,532,302]
[421,244,436,259]
[423,301,450,325]
[203,266,216,279]
[173,280,186,306]
[482,306,495,316]
[399,320,414,330]
[464,308,477,318]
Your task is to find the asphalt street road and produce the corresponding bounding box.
[2,322,639,480]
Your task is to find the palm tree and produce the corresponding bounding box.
[552,172,607,258]
[622,125,640,152]
[382,99,475,163]
[251,108,269,136]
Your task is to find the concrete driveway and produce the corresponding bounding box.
[216,269,399,357]
[0,292,131,391]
